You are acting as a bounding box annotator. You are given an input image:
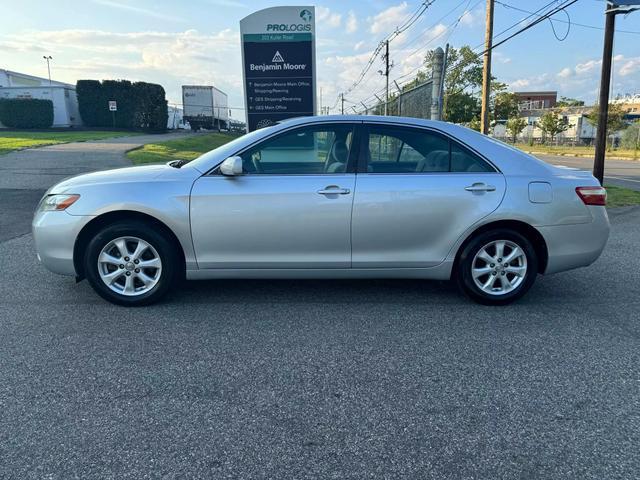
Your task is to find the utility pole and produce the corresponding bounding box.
[43,55,53,86]
[384,40,390,115]
[593,6,617,185]
[341,93,345,115]
[480,0,494,135]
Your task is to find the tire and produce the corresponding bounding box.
[456,229,538,306]
[83,221,179,306]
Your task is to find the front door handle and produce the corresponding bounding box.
[465,183,496,192]
[317,185,351,195]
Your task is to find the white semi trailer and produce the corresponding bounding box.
[182,85,229,131]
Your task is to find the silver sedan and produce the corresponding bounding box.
[32,116,610,306]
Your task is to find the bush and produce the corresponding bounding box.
[621,121,640,150]
[76,79,167,131]
[0,98,54,128]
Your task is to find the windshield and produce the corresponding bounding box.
[186,125,279,172]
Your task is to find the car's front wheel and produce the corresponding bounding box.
[84,221,179,306]
[456,229,538,305]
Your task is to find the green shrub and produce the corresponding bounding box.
[76,79,167,131]
[0,98,54,128]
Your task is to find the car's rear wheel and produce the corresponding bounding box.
[456,229,538,305]
[84,221,178,306]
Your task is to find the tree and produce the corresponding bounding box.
[537,110,571,143]
[445,92,480,124]
[556,96,585,107]
[506,117,527,143]
[586,103,627,148]
[493,92,520,122]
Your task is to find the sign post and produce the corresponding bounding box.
[108,100,117,129]
[240,7,316,132]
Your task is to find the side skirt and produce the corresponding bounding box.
[185,262,454,281]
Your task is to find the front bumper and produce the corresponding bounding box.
[32,211,94,276]
[539,207,610,275]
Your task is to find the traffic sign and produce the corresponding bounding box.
[108,100,117,112]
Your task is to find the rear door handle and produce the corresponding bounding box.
[465,183,496,192]
[317,185,351,195]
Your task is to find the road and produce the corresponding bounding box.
[0,139,639,478]
[537,153,640,190]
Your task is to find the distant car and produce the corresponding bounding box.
[33,116,609,306]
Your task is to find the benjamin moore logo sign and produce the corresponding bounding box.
[272,51,284,62]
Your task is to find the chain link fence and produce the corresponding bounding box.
[357,80,434,119]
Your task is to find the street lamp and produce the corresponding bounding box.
[43,56,53,86]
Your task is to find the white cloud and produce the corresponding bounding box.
[459,9,477,26]
[317,6,342,28]
[511,79,531,89]
[346,10,358,33]
[619,57,640,76]
[506,53,640,103]
[575,59,601,75]
[369,2,409,34]
[493,51,511,64]
[354,40,365,51]
[557,67,573,79]
[0,28,242,108]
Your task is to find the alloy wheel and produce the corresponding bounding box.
[97,236,162,296]
[471,240,527,296]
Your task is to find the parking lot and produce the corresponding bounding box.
[1,139,639,478]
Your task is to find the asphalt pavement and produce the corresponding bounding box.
[0,139,639,478]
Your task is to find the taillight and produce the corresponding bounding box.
[576,186,607,206]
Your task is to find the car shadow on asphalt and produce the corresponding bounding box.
[168,278,469,306]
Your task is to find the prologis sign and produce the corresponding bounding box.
[240,6,316,131]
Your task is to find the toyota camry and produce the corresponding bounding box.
[32,115,610,306]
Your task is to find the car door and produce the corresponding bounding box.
[351,123,506,268]
[190,123,359,269]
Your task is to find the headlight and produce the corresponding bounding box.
[39,194,81,211]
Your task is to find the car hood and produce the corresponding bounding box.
[51,164,190,192]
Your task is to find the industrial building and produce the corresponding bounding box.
[0,69,82,127]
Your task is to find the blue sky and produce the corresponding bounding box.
[1,0,639,119]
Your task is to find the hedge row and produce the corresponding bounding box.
[76,80,168,131]
[0,98,54,128]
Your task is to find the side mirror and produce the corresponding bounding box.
[219,156,243,176]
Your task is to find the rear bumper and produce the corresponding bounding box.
[32,211,93,276]
[539,207,610,275]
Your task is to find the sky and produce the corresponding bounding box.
[1,0,639,120]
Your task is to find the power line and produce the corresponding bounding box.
[331,0,437,111]
[383,0,484,89]
[484,0,579,53]
[357,0,581,114]
[495,0,640,35]
[354,0,481,108]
